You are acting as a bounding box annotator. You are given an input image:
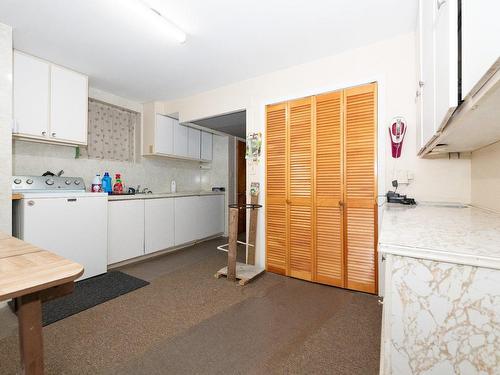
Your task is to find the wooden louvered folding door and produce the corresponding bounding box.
[344,84,377,294]
[314,92,344,287]
[288,97,313,281]
[265,103,287,275]
[265,83,377,294]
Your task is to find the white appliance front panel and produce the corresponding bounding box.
[21,195,108,279]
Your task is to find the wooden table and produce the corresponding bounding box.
[0,233,83,375]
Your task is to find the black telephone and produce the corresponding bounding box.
[386,180,416,205]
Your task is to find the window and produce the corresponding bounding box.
[82,99,139,162]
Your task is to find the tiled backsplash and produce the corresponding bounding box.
[13,136,228,194]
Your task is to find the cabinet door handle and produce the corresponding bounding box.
[286,199,291,205]
[51,132,56,137]
[437,0,446,10]
[41,131,47,136]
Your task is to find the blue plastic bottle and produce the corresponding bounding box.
[102,172,112,194]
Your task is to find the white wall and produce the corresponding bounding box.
[159,32,471,269]
[0,23,12,234]
[201,133,229,235]
[13,89,226,195]
[471,141,500,212]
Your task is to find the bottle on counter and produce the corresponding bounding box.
[102,172,112,194]
[91,174,102,192]
[171,180,176,193]
[113,173,124,194]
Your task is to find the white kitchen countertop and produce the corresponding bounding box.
[379,203,500,270]
[107,190,225,201]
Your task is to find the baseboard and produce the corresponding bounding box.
[108,234,225,269]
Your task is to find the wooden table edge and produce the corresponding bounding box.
[0,267,84,302]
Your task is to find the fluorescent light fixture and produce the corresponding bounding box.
[132,0,187,43]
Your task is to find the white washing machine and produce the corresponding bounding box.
[12,175,108,280]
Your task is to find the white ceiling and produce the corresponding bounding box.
[191,111,246,138]
[0,0,418,103]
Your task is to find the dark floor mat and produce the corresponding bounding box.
[42,271,149,326]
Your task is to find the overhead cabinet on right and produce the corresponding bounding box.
[417,0,500,155]
[462,0,500,98]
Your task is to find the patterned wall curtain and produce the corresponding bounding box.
[83,99,138,162]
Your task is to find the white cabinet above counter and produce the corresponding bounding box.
[13,51,88,146]
[142,103,213,161]
[416,0,500,157]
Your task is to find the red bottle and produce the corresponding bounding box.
[113,174,123,194]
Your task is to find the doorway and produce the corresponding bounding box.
[237,140,246,234]
[190,110,247,239]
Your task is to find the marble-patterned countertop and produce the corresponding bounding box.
[379,203,500,270]
[107,191,225,201]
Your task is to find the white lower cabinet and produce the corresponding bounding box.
[145,198,175,254]
[174,196,200,246]
[108,200,145,264]
[198,195,225,239]
[174,194,225,246]
[108,194,225,263]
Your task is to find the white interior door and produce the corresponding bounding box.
[22,196,108,279]
[13,51,50,138]
[155,114,174,154]
[50,65,88,143]
[145,198,175,254]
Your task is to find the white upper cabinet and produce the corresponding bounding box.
[13,51,50,138]
[13,51,88,145]
[418,0,458,149]
[143,103,217,161]
[173,120,189,157]
[418,0,437,148]
[187,127,201,159]
[155,114,174,154]
[50,65,88,144]
[417,0,500,156]
[434,0,458,130]
[201,131,213,161]
[462,0,500,97]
